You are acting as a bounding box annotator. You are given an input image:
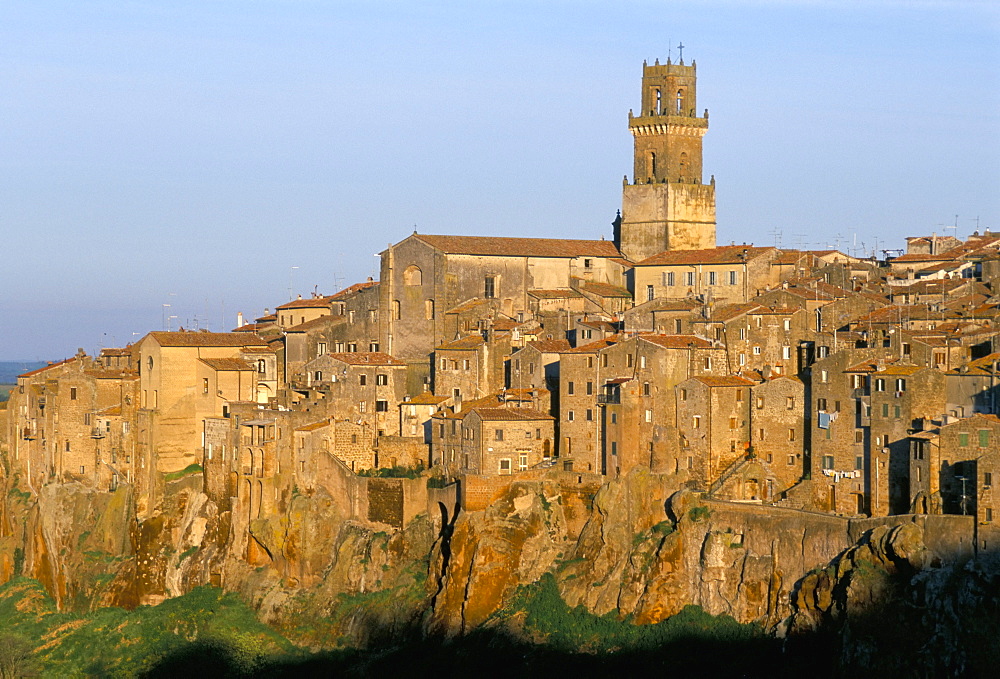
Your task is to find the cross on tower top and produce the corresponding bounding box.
[677,42,685,62]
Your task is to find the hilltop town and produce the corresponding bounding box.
[0,58,996,664]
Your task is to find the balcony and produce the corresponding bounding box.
[597,393,621,405]
[21,428,36,440]
[91,427,106,439]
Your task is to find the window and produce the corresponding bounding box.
[403,265,423,285]
[376,374,388,386]
[568,382,575,395]
[640,355,647,369]
[788,455,796,465]
[875,378,885,392]
[643,382,651,396]
[980,430,990,447]
[739,327,747,340]
[667,271,675,286]
[758,427,766,441]
[583,258,592,269]
[707,271,717,286]
[70,387,77,400]
[519,453,528,471]
[788,428,796,441]
[783,318,791,331]
[499,458,511,475]
[529,362,535,374]
[834,401,841,413]
[359,374,367,386]
[728,270,738,285]
[882,403,889,417]
[729,417,737,429]
[822,455,835,470]
[855,430,864,443]
[586,409,593,421]
[645,410,652,423]
[495,429,504,441]
[739,353,746,366]
[753,346,761,355]
[685,271,695,286]
[736,389,745,402]
[817,398,827,411]
[627,354,633,368]
[985,472,993,487]
[820,370,828,383]
[463,359,470,370]
[782,346,791,360]
[894,406,901,418]
[568,411,575,422]
[359,401,367,413]
[703,357,712,371]
[680,389,688,401]
[392,300,400,319]
[318,342,327,355]
[426,299,435,320]
[484,275,497,298]
[855,456,864,470]
[756,396,764,409]
[693,416,701,429]
[786,396,795,409]
[646,285,654,302]
[586,381,593,395]
[895,378,907,392]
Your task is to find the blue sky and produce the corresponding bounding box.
[1,1,997,361]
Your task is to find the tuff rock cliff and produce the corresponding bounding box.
[0,463,992,670]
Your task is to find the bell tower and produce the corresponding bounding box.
[615,57,717,262]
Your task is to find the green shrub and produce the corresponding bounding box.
[164,464,203,482]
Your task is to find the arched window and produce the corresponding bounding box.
[649,151,656,178]
[676,89,684,113]
[257,359,266,374]
[425,299,435,320]
[679,152,688,178]
[655,88,661,113]
[403,265,422,286]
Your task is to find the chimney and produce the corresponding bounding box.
[237,312,245,328]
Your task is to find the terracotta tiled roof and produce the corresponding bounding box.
[148,331,268,348]
[580,281,632,298]
[413,234,621,258]
[526,339,572,353]
[405,392,449,406]
[436,335,485,351]
[874,365,926,376]
[199,358,254,371]
[639,334,714,349]
[276,296,333,310]
[446,298,494,315]
[529,289,584,299]
[635,245,775,267]
[330,280,378,300]
[328,352,406,366]
[564,336,621,353]
[96,405,122,416]
[18,358,76,378]
[469,407,553,422]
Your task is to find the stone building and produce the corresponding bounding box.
[457,407,555,476]
[615,58,716,261]
[633,246,780,306]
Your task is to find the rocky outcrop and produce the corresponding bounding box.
[0,459,994,672]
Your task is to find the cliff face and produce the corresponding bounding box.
[0,464,989,661]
